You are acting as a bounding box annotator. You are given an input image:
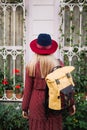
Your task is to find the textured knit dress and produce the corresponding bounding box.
[22,62,63,130]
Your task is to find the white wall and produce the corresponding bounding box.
[25,0,62,63]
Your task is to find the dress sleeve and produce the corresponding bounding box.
[22,67,34,112]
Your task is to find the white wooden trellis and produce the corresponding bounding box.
[59,0,87,65]
[0,0,25,101]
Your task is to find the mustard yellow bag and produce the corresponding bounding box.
[45,66,75,111]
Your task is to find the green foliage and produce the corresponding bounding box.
[0,69,4,96]
[5,76,13,90]
[64,50,87,93]
[0,103,28,130]
[73,51,87,93]
[63,50,87,130]
[63,93,87,130]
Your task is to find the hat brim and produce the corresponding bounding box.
[30,39,58,55]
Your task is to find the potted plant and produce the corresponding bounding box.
[15,84,23,99]
[2,76,13,99]
[13,69,24,99]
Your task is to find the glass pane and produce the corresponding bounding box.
[0,55,4,72]
[82,6,87,46]
[15,6,23,46]
[64,0,84,3]
[65,6,70,46]
[71,56,78,67]
[0,7,4,46]
[72,6,80,46]
[64,54,69,65]
[5,6,13,46]
[15,55,23,76]
[4,55,13,90]
[15,55,23,86]
[0,0,23,3]
[6,55,13,77]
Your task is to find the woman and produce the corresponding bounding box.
[22,33,76,130]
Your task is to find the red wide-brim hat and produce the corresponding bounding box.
[30,38,58,55]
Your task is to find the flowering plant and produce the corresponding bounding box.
[0,68,23,95]
[15,84,23,94]
[0,68,13,91]
[13,69,24,94]
[2,77,13,90]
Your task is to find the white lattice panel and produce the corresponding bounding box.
[59,0,87,65]
[0,0,25,101]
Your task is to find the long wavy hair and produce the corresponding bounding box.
[27,54,60,78]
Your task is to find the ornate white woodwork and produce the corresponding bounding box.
[59,0,87,65]
[0,0,25,101]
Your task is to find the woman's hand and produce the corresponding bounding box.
[70,105,76,116]
[22,111,29,119]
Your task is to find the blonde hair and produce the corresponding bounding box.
[27,54,60,78]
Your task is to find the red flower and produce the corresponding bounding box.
[13,69,20,74]
[2,79,9,85]
[15,85,21,89]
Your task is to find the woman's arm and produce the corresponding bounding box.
[22,67,34,114]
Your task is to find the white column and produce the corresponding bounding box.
[54,0,62,59]
[25,0,32,64]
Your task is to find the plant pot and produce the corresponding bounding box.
[16,93,23,99]
[6,90,13,99]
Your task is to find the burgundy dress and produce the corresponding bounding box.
[22,62,63,130]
